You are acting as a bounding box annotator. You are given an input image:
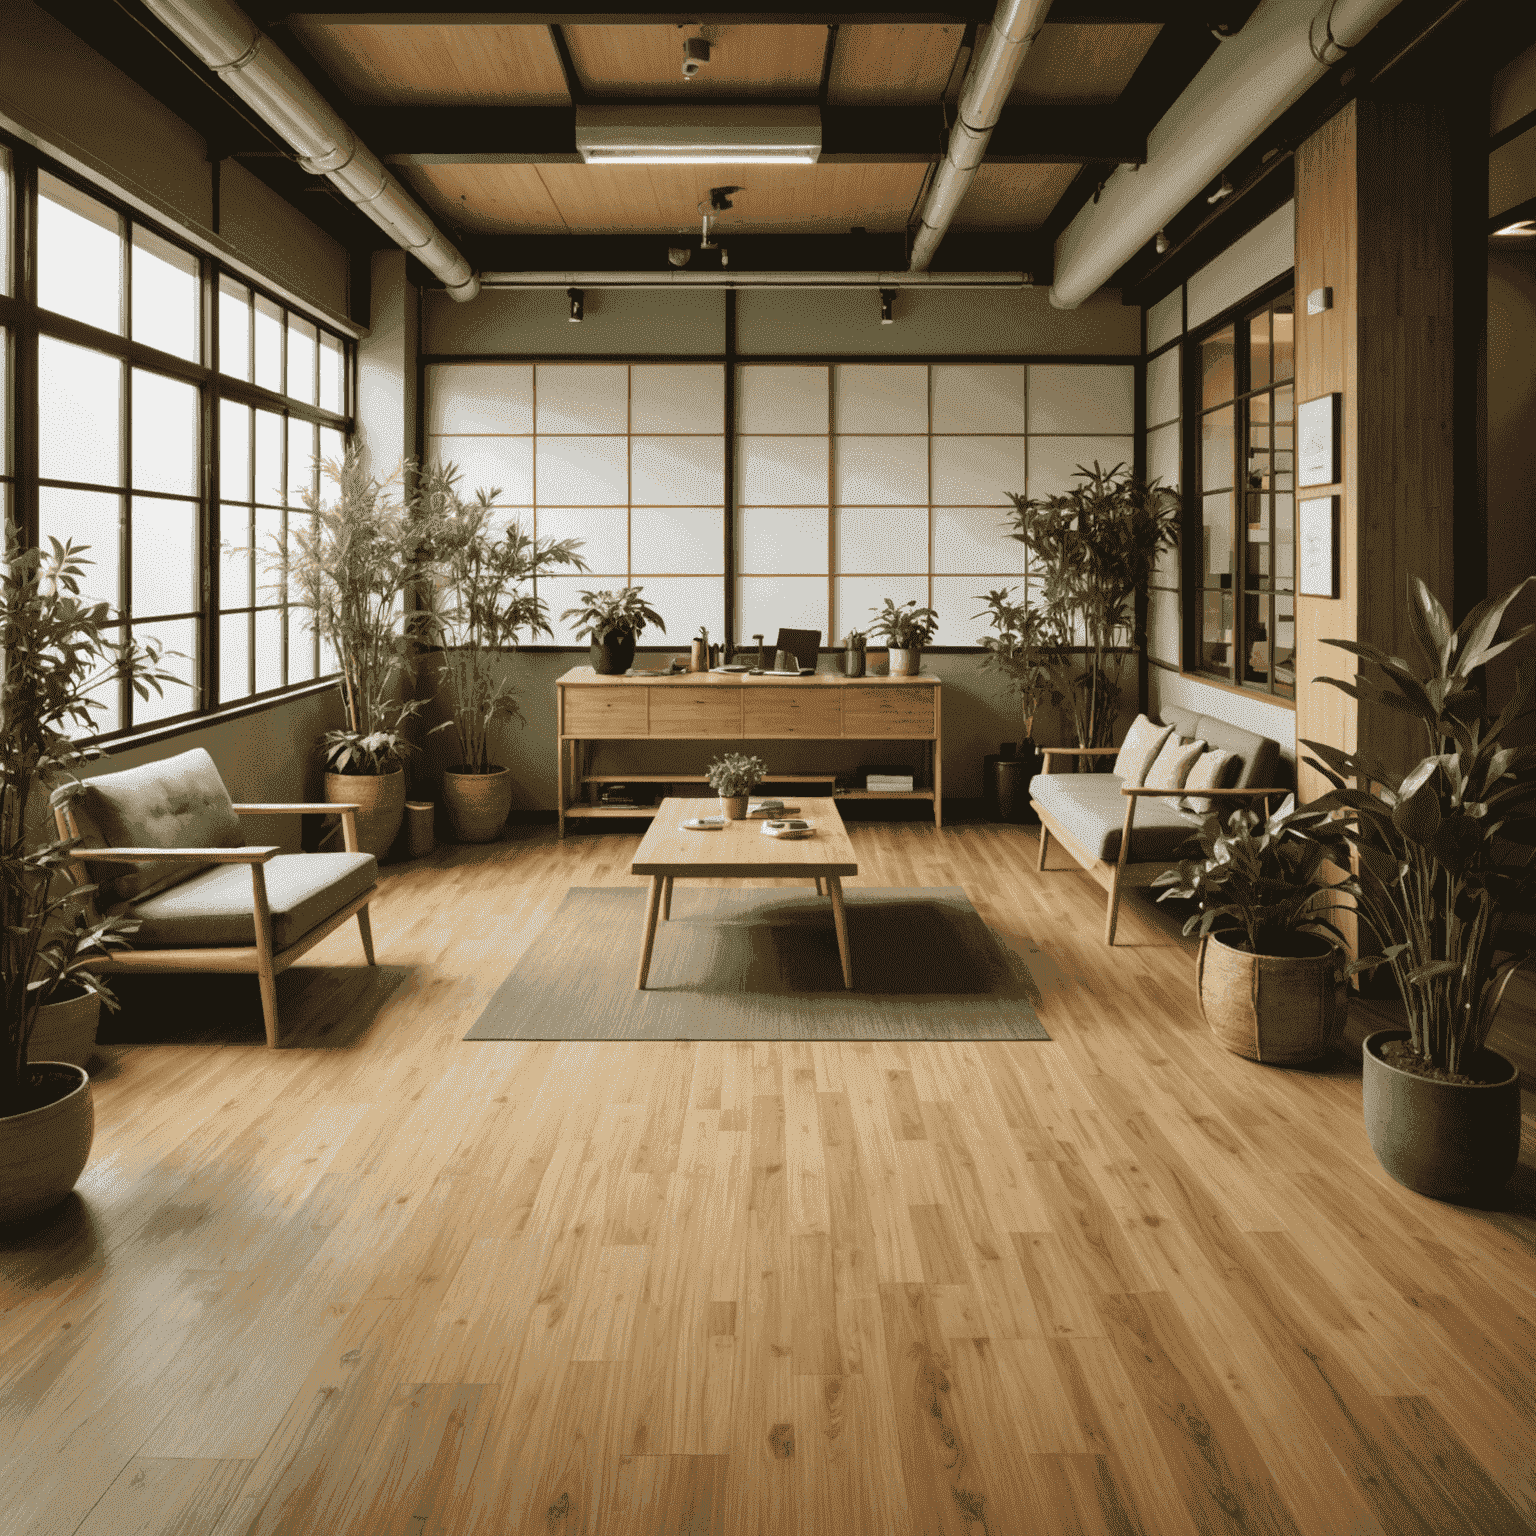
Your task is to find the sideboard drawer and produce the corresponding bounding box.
[743,689,843,738]
[648,686,742,737]
[563,687,649,736]
[842,686,935,738]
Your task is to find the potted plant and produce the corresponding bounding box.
[562,587,667,675]
[1004,462,1179,751]
[279,447,423,858]
[1,529,172,1223]
[1154,796,1361,1065]
[706,753,767,821]
[842,630,867,678]
[413,465,587,843]
[1302,575,1536,1200]
[867,599,939,677]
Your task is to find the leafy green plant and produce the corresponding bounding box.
[973,588,1061,740]
[867,598,939,649]
[1300,575,1536,1076]
[562,587,667,644]
[706,753,768,797]
[2,529,178,1116]
[410,463,587,775]
[1003,462,1179,750]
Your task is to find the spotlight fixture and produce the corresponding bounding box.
[1154,229,1169,255]
[575,106,820,165]
[667,246,692,267]
[682,36,710,79]
[879,288,895,325]
[567,287,584,323]
[1206,176,1233,205]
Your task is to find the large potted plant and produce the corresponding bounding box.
[413,465,587,842]
[867,598,939,676]
[1154,796,1360,1065]
[1004,462,1179,751]
[1,530,171,1223]
[281,448,422,858]
[562,587,666,675]
[1303,575,1536,1201]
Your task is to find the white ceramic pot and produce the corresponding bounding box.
[888,647,922,676]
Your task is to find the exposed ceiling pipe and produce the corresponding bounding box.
[138,0,480,302]
[480,271,1033,288]
[908,0,1055,273]
[1048,0,1403,309]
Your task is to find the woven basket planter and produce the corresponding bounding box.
[444,766,513,843]
[325,768,406,860]
[1196,931,1348,1065]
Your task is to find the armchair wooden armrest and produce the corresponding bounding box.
[231,802,362,853]
[1039,747,1119,760]
[1120,785,1290,799]
[82,845,281,864]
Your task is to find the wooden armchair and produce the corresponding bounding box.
[54,749,379,1048]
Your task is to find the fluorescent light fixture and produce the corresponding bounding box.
[1493,219,1536,237]
[575,106,821,166]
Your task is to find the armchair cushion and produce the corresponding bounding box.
[1030,773,1202,863]
[74,748,245,906]
[126,851,377,950]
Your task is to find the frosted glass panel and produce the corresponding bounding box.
[534,506,626,574]
[131,370,198,495]
[933,506,1022,574]
[1147,288,1182,351]
[736,575,827,645]
[1147,349,1180,430]
[255,296,282,394]
[737,365,827,433]
[538,573,628,646]
[427,363,533,435]
[288,607,317,682]
[1028,437,1134,499]
[835,575,926,644]
[131,498,197,616]
[1149,588,1180,666]
[1152,532,1180,587]
[1148,421,1180,491]
[637,578,723,646]
[536,436,628,504]
[834,437,927,505]
[630,436,724,505]
[220,612,251,701]
[287,417,318,505]
[431,436,534,504]
[133,618,196,724]
[39,488,120,609]
[219,503,252,607]
[220,401,250,501]
[535,364,628,433]
[930,436,1025,505]
[1028,365,1135,435]
[834,507,926,574]
[931,365,1025,434]
[737,437,828,505]
[833,365,927,433]
[736,507,828,573]
[39,339,121,486]
[254,608,282,692]
[132,227,199,363]
[320,333,344,414]
[631,365,724,433]
[37,173,122,334]
[631,508,724,574]
[219,277,250,381]
[286,317,317,406]
[254,410,283,505]
[931,578,1004,647]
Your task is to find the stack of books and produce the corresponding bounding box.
[599,784,650,808]
[862,765,915,793]
[747,797,799,817]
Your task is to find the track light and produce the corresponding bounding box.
[879,288,895,325]
[1154,230,1169,255]
[1206,176,1233,205]
[567,287,584,323]
[682,36,710,79]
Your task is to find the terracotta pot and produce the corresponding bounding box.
[325,767,406,859]
[720,795,750,821]
[1362,1029,1521,1202]
[888,647,922,676]
[443,765,513,843]
[1196,930,1347,1065]
[404,800,436,859]
[0,1064,94,1225]
[591,633,636,675]
[28,987,101,1070]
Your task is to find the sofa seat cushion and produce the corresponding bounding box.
[1030,773,1204,863]
[126,852,378,950]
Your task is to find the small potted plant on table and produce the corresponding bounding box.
[868,599,939,676]
[707,753,768,821]
[563,587,667,675]
[842,630,867,678]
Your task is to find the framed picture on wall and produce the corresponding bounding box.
[1299,495,1339,598]
[1298,393,1341,487]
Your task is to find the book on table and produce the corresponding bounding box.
[858,763,915,792]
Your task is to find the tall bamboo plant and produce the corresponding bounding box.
[411,463,588,774]
[1,530,176,1116]
[973,588,1060,740]
[1003,463,1179,750]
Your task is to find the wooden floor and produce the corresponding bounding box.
[3,818,1534,1536]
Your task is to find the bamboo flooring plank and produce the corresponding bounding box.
[74,1455,253,1536]
[608,1453,730,1535]
[791,1372,912,1532]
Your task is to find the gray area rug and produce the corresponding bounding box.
[466,886,1049,1042]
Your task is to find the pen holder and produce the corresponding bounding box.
[690,639,708,672]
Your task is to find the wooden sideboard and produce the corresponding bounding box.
[555,667,942,836]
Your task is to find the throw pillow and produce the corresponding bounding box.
[1112,714,1174,787]
[1144,735,1207,792]
[1180,747,1238,813]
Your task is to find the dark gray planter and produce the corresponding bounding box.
[590,632,637,675]
[1361,1029,1521,1202]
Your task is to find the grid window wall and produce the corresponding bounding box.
[1145,321,1182,672]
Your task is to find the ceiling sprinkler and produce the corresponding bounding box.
[682,37,710,79]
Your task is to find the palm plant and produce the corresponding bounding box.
[411,463,588,774]
[973,587,1060,740]
[1004,463,1179,750]
[1300,575,1536,1077]
[2,530,176,1116]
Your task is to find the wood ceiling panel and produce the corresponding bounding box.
[407,164,569,233]
[563,25,826,98]
[827,24,965,106]
[291,22,570,105]
[1009,22,1161,105]
[950,162,1079,230]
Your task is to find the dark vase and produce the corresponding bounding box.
[591,632,637,675]
[843,648,866,677]
[992,743,1041,823]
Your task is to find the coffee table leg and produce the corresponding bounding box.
[662,876,673,920]
[814,877,824,896]
[637,875,665,989]
[827,876,853,990]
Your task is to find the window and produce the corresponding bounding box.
[1189,289,1295,698]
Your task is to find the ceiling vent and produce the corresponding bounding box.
[574,106,821,166]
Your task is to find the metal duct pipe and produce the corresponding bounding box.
[139,0,479,302]
[1048,0,1402,309]
[479,270,1033,288]
[908,0,1055,272]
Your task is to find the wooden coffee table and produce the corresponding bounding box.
[630,797,858,990]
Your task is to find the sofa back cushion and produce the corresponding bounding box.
[71,747,245,907]
[1113,714,1174,787]
[1194,714,1279,790]
[1160,704,1201,742]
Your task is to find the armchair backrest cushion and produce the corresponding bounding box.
[71,747,245,906]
